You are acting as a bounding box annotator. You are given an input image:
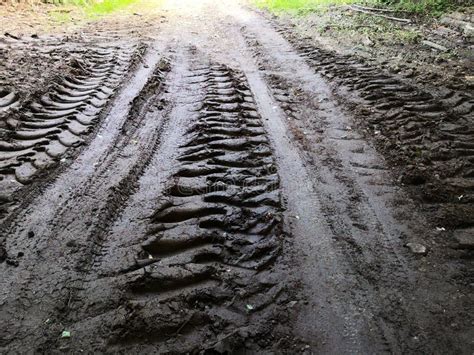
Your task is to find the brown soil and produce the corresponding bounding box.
[0,1,472,354]
[272,7,473,91]
[261,8,474,231]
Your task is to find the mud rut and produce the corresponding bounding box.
[0,0,472,354]
[0,46,135,186]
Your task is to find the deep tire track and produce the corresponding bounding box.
[239,19,473,354]
[50,58,290,354]
[0,46,135,188]
[148,64,282,268]
[2,1,472,353]
[0,56,171,353]
[0,90,19,112]
[269,22,474,229]
[111,63,286,352]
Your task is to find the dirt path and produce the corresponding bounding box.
[0,0,472,353]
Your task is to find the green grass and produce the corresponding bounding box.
[85,0,139,16]
[46,0,141,26]
[379,0,468,15]
[48,0,139,18]
[254,0,468,15]
[254,0,362,12]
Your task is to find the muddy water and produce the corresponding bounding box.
[0,0,472,353]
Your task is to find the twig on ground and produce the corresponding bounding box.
[422,40,448,51]
[348,6,412,23]
[353,24,379,29]
[4,32,21,40]
[352,4,410,13]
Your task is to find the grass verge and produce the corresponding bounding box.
[383,0,470,16]
[85,0,139,16]
[254,0,470,15]
[254,0,361,13]
[47,0,139,22]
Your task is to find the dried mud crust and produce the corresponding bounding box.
[0,34,146,216]
[264,21,474,229]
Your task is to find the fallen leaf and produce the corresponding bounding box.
[61,330,71,338]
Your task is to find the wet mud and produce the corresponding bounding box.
[268,21,474,230]
[0,0,472,354]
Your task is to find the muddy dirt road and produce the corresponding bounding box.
[0,0,472,353]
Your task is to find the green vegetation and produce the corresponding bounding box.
[47,0,139,18]
[85,0,139,16]
[254,0,468,15]
[314,12,423,43]
[254,0,360,12]
[379,0,468,15]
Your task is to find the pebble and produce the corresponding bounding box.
[406,242,427,255]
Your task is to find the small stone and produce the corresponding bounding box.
[28,231,35,238]
[362,36,373,47]
[404,69,415,78]
[406,242,427,255]
[464,24,474,37]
